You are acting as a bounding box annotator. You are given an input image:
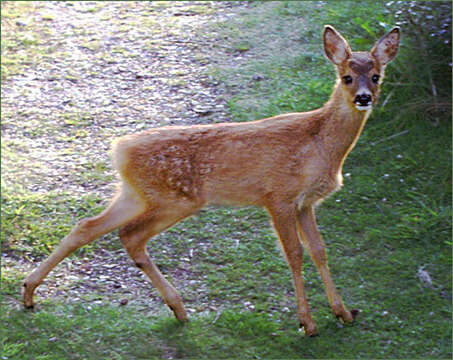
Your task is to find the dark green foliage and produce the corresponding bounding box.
[384,1,452,125]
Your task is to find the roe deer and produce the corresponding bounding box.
[23,25,400,336]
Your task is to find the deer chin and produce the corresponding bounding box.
[355,104,372,111]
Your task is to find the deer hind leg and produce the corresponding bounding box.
[267,202,318,336]
[23,184,146,308]
[296,205,358,323]
[119,201,202,322]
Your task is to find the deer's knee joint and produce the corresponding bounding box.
[311,245,327,264]
[132,253,148,269]
[287,245,303,262]
[73,218,97,239]
[77,218,91,229]
[134,261,145,269]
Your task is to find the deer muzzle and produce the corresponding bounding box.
[354,93,372,111]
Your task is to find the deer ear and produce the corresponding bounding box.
[371,27,400,65]
[323,25,352,65]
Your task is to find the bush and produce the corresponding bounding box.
[383,1,452,125]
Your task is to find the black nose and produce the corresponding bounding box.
[355,94,372,106]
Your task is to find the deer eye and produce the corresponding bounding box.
[372,74,380,84]
[342,75,353,84]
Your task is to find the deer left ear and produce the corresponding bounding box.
[371,27,400,65]
[323,25,352,65]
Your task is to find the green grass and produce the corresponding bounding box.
[2,1,451,359]
[1,190,106,256]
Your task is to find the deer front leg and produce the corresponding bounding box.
[296,205,358,324]
[267,202,317,336]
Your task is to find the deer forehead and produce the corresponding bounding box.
[346,53,379,74]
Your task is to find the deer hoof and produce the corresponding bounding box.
[351,309,360,320]
[22,283,35,310]
[299,322,318,337]
[336,309,359,324]
[24,303,35,310]
[168,304,188,323]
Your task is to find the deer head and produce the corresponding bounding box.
[323,25,400,111]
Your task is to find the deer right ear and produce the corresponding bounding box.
[323,25,352,65]
[371,27,400,65]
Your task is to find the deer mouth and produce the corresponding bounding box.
[355,104,372,111]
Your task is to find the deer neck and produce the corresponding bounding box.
[320,81,372,169]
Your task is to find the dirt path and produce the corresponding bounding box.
[2,1,248,313]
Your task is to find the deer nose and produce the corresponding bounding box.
[354,94,372,106]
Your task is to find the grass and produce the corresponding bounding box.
[2,1,451,359]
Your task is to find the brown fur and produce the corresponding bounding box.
[23,25,400,336]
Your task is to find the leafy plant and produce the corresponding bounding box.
[383,1,452,125]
